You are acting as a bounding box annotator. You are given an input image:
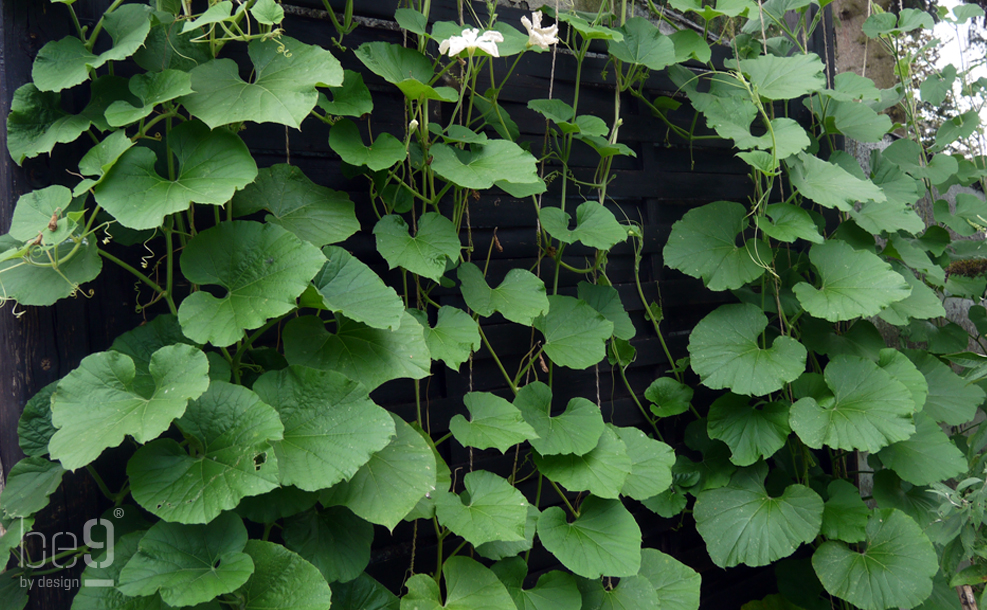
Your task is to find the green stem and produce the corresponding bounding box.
[84,0,126,51]
[477,325,518,394]
[548,478,579,518]
[85,465,115,501]
[617,364,663,440]
[98,249,176,315]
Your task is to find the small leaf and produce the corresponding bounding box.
[449,392,539,453]
[250,0,284,24]
[412,306,480,370]
[534,295,614,369]
[94,120,258,230]
[71,531,160,610]
[321,414,436,531]
[541,202,628,250]
[537,496,642,578]
[236,540,333,610]
[17,382,57,458]
[431,141,540,189]
[253,365,396,492]
[313,246,404,330]
[821,479,869,543]
[707,394,791,467]
[694,462,823,568]
[813,509,937,610]
[458,262,549,325]
[49,344,209,470]
[283,505,373,584]
[739,54,826,100]
[282,313,431,391]
[514,382,605,456]
[374,213,460,282]
[688,303,807,395]
[876,348,928,412]
[608,18,676,70]
[528,98,575,123]
[127,381,283,523]
[329,118,407,171]
[755,203,824,244]
[645,378,693,418]
[491,557,582,610]
[105,70,193,127]
[877,266,945,326]
[6,84,91,164]
[0,238,102,307]
[664,201,770,291]
[117,512,253,606]
[534,426,632,499]
[8,185,74,243]
[577,282,635,341]
[233,164,359,247]
[614,426,675,501]
[877,412,967,485]
[404,556,515,610]
[318,70,374,117]
[788,153,886,211]
[907,350,985,425]
[0,457,65,519]
[182,37,343,128]
[794,240,911,322]
[434,470,528,547]
[355,41,458,102]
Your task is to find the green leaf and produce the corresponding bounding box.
[403,556,515,610]
[105,70,193,127]
[0,457,64,519]
[707,394,791,467]
[322,414,436,531]
[476,504,539,562]
[431,141,540,189]
[821,479,869,543]
[283,505,372,583]
[311,246,404,330]
[645,377,693,418]
[813,509,937,610]
[907,350,985,425]
[236,540,332,610]
[411,306,480,370]
[614,426,675,501]
[0,238,102,307]
[458,262,549,325]
[755,203,824,244]
[75,130,135,194]
[8,185,74,243]
[850,198,924,236]
[688,303,807,395]
[794,240,910,322]
[491,558,582,610]
[550,11,625,40]
[71,531,162,610]
[182,37,342,128]
[318,70,374,117]
[449,392,539,453]
[541,202,628,250]
[535,295,614,369]
[739,54,825,100]
[671,29,711,62]
[236,486,319,524]
[528,98,575,123]
[638,548,701,610]
[329,118,407,171]
[608,18,676,70]
[250,0,284,24]
[355,41,457,102]
[579,575,658,610]
[877,266,945,325]
[128,381,283,523]
[332,573,400,610]
[374,213,460,282]
[789,355,915,452]
[828,100,893,142]
[664,201,770,291]
[253,365,395,491]
[577,282,635,341]
[94,120,257,230]
[877,412,966,485]
[6,84,92,164]
[534,426,632,499]
[694,462,823,568]
[31,5,152,92]
[233,164,359,247]
[537,496,641,578]
[871,470,937,526]
[514,383,605,456]
[876,348,928,412]
[283,313,431,391]
[178,221,325,347]
[434,470,528,547]
[788,153,886,211]
[49,344,209,470]
[17,382,57,457]
[117,512,253,606]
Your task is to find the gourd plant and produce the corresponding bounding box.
[2,0,987,609]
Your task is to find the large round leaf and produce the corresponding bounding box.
[178,221,325,347]
[534,426,632,499]
[813,509,937,610]
[537,496,641,578]
[789,355,915,452]
[49,344,209,470]
[434,470,528,547]
[694,462,823,568]
[182,37,342,128]
[738,54,825,100]
[514,383,605,456]
[282,505,373,584]
[117,512,253,606]
[534,295,614,369]
[282,313,431,391]
[252,365,395,492]
[232,164,359,247]
[128,382,283,523]
[458,262,549,326]
[321,414,436,530]
[235,540,332,610]
[374,213,460,282]
[449,392,539,453]
[707,394,791,467]
[94,120,258,230]
[793,241,911,322]
[688,303,806,395]
[664,201,769,291]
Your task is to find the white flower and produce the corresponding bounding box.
[409,119,419,132]
[521,11,559,50]
[438,28,504,58]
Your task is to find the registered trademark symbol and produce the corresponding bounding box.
[113,508,124,519]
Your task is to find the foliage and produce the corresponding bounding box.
[3,0,987,609]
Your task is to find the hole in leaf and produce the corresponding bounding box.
[254,453,267,470]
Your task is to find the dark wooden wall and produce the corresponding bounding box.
[0,1,834,608]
